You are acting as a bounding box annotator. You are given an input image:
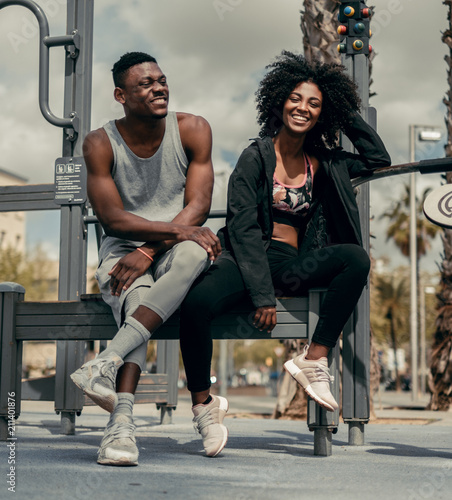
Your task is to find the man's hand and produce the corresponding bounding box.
[177,225,222,261]
[253,306,277,333]
[108,248,154,296]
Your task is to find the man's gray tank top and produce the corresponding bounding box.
[98,111,188,261]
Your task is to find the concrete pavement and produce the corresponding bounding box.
[1,388,452,500]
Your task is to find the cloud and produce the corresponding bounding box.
[0,0,449,271]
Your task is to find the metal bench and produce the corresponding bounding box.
[0,283,342,455]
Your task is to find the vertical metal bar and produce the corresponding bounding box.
[353,56,371,422]
[219,340,228,398]
[156,340,179,424]
[0,283,25,441]
[409,125,419,401]
[0,0,74,129]
[339,1,372,440]
[165,341,179,408]
[341,315,355,418]
[54,0,93,428]
[307,290,339,456]
[419,282,426,394]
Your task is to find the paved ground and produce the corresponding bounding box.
[1,388,452,500]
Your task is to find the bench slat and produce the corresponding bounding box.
[15,295,311,341]
[18,296,309,316]
[15,323,308,340]
[84,393,168,405]
[134,385,168,394]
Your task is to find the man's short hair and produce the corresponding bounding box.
[112,52,158,88]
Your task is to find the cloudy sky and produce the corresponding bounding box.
[0,0,448,273]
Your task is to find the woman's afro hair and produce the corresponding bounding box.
[255,51,361,148]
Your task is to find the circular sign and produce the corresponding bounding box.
[423,184,452,228]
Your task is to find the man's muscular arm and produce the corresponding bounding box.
[142,114,218,249]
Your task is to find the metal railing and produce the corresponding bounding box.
[0,0,79,135]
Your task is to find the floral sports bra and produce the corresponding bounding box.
[272,153,313,228]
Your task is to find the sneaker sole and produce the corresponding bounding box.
[207,426,229,458]
[97,456,138,466]
[70,372,117,413]
[203,396,229,458]
[284,359,336,412]
[210,397,229,457]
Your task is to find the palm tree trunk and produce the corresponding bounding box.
[428,0,452,411]
[300,0,341,64]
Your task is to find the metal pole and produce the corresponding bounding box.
[409,124,418,402]
[419,283,426,395]
[54,0,93,432]
[219,340,228,398]
[338,0,372,445]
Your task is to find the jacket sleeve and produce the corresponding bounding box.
[339,111,391,178]
[227,146,276,308]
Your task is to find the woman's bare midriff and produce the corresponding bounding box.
[271,222,299,249]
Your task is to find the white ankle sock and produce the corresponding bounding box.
[100,317,151,361]
[109,392,134,425]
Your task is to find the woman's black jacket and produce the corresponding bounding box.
[218,112,391,309]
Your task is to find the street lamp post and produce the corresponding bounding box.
[420,285,436,394]
[408,125,442,402]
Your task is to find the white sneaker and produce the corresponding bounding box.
[70,353,123,413]
[284,345,338,412]
[97,415,138,466]
[192,395,229,457]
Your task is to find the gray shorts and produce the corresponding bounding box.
[96,240,210,327]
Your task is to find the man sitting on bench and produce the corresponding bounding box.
[70,52,228,466]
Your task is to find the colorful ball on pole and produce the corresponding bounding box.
[337,43,347,54]
[352,40,364,51]
[337,25,348,35]
[354,22,365,34]
[344,6,355,17]
[362,8,372,18]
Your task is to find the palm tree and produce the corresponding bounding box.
[428,0,452,411]
[373,274,410,391]
[381,183,440,394]
[381,184,440,261]
[300,0,341,63]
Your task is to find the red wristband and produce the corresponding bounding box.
[136,247,154,262]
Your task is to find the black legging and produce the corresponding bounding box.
[179,241,370,393]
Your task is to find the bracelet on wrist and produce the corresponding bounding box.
[136,247,154,262]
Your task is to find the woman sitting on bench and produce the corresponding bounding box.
[180,51,391,421]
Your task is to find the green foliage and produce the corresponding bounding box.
[380,183,440,259]
[371,269,410,347]
[0,245,54,300]
[232,339,283,369]
[210,339,283,374]
[370,265,439,348]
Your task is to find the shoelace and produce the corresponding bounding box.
[193,410,216,434]
[313,365,334,384]
[98,359,118,383]
[99,422,136,450]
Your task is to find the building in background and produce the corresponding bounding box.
[0,166,27,253]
